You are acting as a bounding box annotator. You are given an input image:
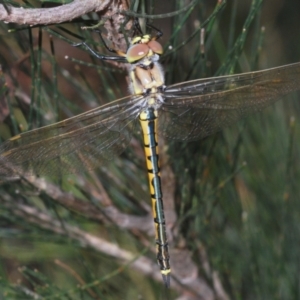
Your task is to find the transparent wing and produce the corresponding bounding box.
[0,94,144,179]
[160,62,300,141]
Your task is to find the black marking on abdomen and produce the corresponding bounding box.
[151,176,162,199]
[146,154,160,173]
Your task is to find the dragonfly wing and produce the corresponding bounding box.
[0,95,144,179]
[159,62,300,141]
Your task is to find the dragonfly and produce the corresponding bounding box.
[1,24,300,287]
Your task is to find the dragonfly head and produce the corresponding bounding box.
[126,35,163,64]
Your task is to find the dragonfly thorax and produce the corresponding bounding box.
[129,60,165,95]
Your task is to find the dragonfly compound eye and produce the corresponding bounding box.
[127,43,149,63]
[148,40,163,55]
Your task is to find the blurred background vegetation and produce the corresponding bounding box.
[0,0,300,299]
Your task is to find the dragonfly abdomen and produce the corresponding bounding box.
[139,108,171,287]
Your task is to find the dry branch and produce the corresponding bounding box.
[0,0,112,25]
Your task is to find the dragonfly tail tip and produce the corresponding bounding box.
[162,273,171,288]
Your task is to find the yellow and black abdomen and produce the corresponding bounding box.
[139,107,171,287]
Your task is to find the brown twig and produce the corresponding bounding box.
[23,176,154,233]
[55,259,100,300]
[0,0,112,26]
[0,191,217,299]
